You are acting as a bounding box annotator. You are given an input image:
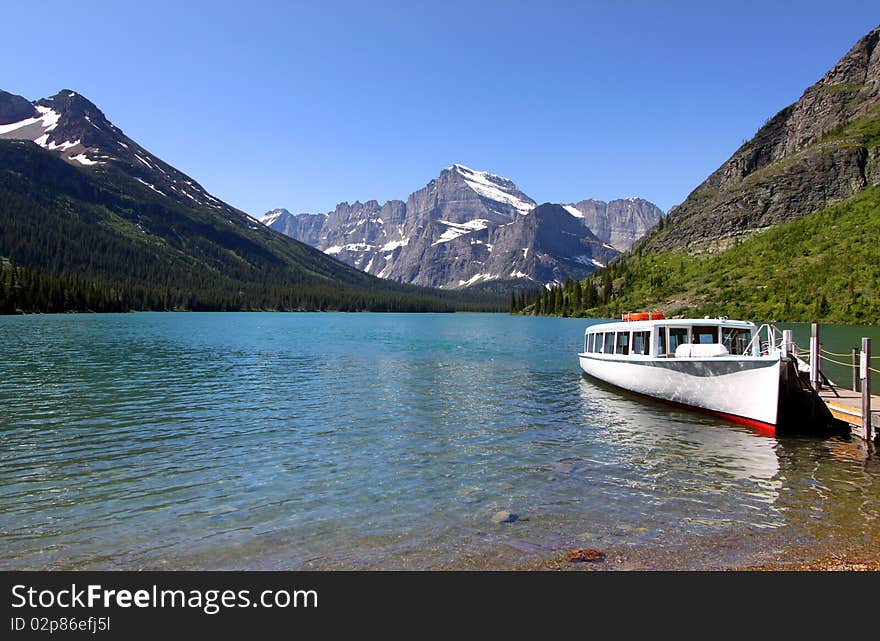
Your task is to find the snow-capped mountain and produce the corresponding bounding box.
[0,89,246,219]
[1,87,470,313]
[262,164,660,289]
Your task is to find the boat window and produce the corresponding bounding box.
[587,333,595,353]
[603,332,615,355]
[615,331,630,355]
[656,327,667,357]
[692,325,719,344]
[632,330,650,355]
[667,327,689,355]
[722,328,752,356]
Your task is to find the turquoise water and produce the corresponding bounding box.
[1,313,878,570]
[779,322,880,396]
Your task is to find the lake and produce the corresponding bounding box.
[1,313,878,570]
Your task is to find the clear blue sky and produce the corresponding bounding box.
[2,1,878,215]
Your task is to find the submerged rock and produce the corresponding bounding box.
[491,510,519,524]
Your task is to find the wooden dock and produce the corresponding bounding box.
[802,324,876,443]
[818,387,880,442]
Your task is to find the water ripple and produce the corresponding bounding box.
[1,312,878,569]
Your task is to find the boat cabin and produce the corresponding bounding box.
[581,318,758,359]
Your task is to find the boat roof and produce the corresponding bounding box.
[585,318,756,332]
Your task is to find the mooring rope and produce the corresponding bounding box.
[817,355,880,376]
[820,355,855,367]
[820,348,854,357]
[820,347,880,359]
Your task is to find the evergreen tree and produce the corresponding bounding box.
[601,272,613,304]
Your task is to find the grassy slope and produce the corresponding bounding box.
[594,184,880,323]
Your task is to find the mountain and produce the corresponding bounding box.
[641,24,880,255]
[533,24,880,324]
[0,90,39,124]
[0,90,240,212]
[0,89,502,313]
[564,198,664,251]
[261,208,326,245]
[262,164,659,289]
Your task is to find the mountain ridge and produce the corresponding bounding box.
[0,89,503,313]
[262,164,662,289]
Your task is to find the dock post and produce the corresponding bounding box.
[862,337,872,442]
[852,347,859,393]
[810,323,820,391]
[781,329,792,359]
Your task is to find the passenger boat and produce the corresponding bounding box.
[578,314,783,432]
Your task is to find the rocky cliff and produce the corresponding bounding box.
[0,90,39,125]
[566,198,664,251]
[261,209,326,245]
[644,24,880,254]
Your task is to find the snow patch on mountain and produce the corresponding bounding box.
[135,177,166,196]
[83,114,102,130]
[451,164,534,214]
[0,115,40,135]
[70,153,100,166]
[0,105,60,137]
[432,218,490,245]
[324,243,373,255]
[380,238,409,251]
[458,272,494,287]
[34,105,61,130]
[134,154,152,169]
[48,139,81,151]
[576,255,606,268]
[260,210,287,227]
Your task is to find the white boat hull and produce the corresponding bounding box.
[578,353,782,429]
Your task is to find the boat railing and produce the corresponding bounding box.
[744,323,771,356]
[745,323,788,357]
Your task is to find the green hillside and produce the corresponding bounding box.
[519,185,880,323]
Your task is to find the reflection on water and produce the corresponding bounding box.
[577,376,781,484]
[0,313,877,570]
